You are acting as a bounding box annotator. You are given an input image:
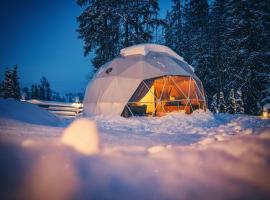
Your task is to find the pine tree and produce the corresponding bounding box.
[210,93,219,113]
[22,87,30,100]
[3,68,13,99]
[235,89,244,114]
[164,0,183,55]
[3,66,21,99]
[0,81,4,97]
[30,84,35,99]
[12,65,21,99]
[218,91,227,113]
[182,0,212,101]
[223,0,270,114]
[227,89,236,114]
[77,0,121,71]
[39,77,51,100]
[31,84,39,99]
[208,0,227,98]
[45,80,51,101]
[77,0,163,72]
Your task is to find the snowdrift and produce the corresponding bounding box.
[0,98,270,199]
[0,98,61,126]
[0,130,270,200]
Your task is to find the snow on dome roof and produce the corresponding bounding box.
[120,43,184,61]
[263,103,270,110]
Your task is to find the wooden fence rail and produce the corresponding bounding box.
[25,99,83,119]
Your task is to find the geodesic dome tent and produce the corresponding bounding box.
[83,44,207,117]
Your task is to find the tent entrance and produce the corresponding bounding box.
[121,76,206,117]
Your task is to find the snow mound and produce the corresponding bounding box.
[0,98,61,126]
[61,118,100,155]
[92,110,216,135]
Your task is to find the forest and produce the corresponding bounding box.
[77,0,270,115]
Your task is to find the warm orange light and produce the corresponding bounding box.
[262,111,268,118]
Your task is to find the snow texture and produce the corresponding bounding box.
[0,99,61,126]
[0,99,270,199]
[61,118,100,155]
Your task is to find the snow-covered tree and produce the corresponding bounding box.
[181,0,192,62]
[235,89,244,114]
[0,81,4,97]
[3,68,13,99]
[164,0,183,55]
[39,77,51,101]
[3,66,20,99]
[218,91,226,113]
[12,65,21,99]
[227,89,236,114]
[30,84,39,99]
[210,93,219,113]
[182,0,212,100]
[22,87,30,100]
[77,0,163,72]
[223,0,270,114]
[208,0,227,97]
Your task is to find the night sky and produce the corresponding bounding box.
[0,0,171,94]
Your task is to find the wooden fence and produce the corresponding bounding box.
[25,99,83,119]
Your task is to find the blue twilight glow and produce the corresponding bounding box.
[0,0,171,94]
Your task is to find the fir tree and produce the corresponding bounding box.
[3,66,21,99]
[39,77,51,100]
[227,89,236,114]
[183,0,212,100]
[31,84,39,99]
[77,0,163,72]
[3,68,13,99]
[0,81,4,97]
[77,0,121,71]
[208,0,227,98]
[12,65,21,99]
[210,93,219,113]
[181,0,192,62]
[218,91,227,113]
[45,80,51,101]
[164,0,183,55]
[235,89,244,114]
[223,0,270,114]
[22,87,30,100]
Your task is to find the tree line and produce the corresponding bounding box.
[77,0,270,115]
[0,66,83,102]
[164,0,270,115]
[0,66,52,101]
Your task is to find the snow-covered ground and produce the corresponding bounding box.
[0,99,270,199]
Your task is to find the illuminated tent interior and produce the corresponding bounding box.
[122,75,206,117]
[83,44,207,117]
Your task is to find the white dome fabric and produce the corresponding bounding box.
[83,44,202,116]
[120,44,183,60]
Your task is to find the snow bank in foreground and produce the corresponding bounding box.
[0,98,61,126]
[0,131,270,200]
[0,98,270,199]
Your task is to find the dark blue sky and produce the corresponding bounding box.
[0,0,171,94]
